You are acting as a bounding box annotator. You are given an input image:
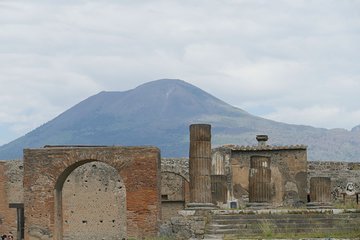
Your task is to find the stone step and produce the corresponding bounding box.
[210,217,330,222]
[205,213,360,237]
[211,213,360,220]
[208,221,359,230]
[210,218,360,226]
[207,224,360,230]
[206,226,359,235]
[210,214,359,222]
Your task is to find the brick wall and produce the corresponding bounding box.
[0,160,23,239]
[23,146,160,240]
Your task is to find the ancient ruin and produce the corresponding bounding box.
[1,125,360,239]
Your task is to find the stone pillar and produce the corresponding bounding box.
[249,156,271,203]
[310,177,331,203]
[188,124,214,209]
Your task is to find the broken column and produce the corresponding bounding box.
[187,124,215,209]
[249,155,271,203]
[309,177,331,204]
[211,149,228,205]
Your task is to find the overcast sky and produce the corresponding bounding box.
[0,0,360,145]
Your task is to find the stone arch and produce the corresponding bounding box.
[161,171,189,183]
[160,170,190,221]
[24,146,160,240]
[161,158,189,182]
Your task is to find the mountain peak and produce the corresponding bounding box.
[134,79,212,99]
[136,79,189,88]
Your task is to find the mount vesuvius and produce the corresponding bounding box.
[0,79,359,161]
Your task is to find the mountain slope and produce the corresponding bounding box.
[0,79,359,161]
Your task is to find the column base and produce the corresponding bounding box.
[306,202,333,209]
[246,202,272,209]
[186,202,218,210]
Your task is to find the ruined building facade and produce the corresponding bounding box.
[211,135,308,207]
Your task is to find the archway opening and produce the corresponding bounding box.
[55,160,126,240]
[161,171,189,221]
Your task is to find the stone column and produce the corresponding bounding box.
[249,156,271,203]
[188,124,214,209]
[310,177,331,203]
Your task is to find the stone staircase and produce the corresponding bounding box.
[204,209,360,239]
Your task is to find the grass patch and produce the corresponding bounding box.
[258,220,274,238]
[128,237,176,240]
[335,201,360,210]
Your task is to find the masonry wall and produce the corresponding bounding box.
[0,160,23,239]
[308,161,360,202]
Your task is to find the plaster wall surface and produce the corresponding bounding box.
[62,162,126,240]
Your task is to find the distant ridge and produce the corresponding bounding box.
[0,79,359,161]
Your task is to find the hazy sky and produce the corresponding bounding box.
[1,0,360,145]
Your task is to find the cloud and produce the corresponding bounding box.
[0,0,360,144]
[263,106,360,130]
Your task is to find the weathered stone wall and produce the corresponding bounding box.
[161,158,189,181]
[308,161,360,202]
[161,172,185,202]
[0,160,23,239]
[159,210,208,240]
[228,146,308,207]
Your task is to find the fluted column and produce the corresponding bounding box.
[188,124,213,207]
[310,177,331,203]
[249,156,271,203]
